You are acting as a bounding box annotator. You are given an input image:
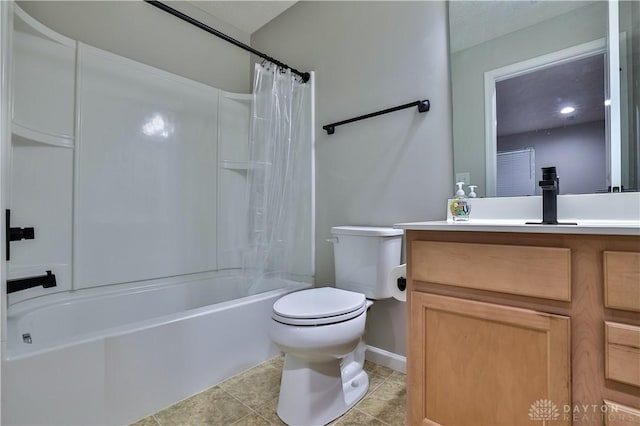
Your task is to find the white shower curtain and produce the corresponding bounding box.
[242,63,310,294]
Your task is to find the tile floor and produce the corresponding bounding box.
[132,356,406,426]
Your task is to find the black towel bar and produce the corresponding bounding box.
[322,99,430,135]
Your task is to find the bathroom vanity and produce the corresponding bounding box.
[397,197,640,426]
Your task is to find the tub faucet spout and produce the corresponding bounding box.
[7,270,57,294]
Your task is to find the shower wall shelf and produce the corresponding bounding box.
[221,161,250,170]
[12,124,74,148]
[13,5,77,146]
[14,5,75,46]
[322,99,430,135]
[220,92,252,102]
[220,161,272,170]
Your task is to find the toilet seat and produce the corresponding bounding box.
[272,287,366,326]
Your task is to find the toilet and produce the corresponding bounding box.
[269,226,403,426]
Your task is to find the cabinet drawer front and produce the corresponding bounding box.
[604,251,640,312]
[412,241,571,301]
[605,322,640,387]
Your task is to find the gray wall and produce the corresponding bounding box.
[17,1,251,92]
[252,1,453,356]
[498,121,607,195]
[451,2,607,197]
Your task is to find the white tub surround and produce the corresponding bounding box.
[396,192,640,235]
[3,7,316,426]
[2,275,310,425]
[7,5,315,301]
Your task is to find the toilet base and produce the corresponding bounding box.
[276,351,369,425]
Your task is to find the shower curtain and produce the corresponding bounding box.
[243,62,310,294]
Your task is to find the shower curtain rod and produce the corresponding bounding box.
[144,1,311,83]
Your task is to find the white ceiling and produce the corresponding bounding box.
[496,54,605,137]
[187,1,297,34]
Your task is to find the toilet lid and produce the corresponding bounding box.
[272,287,366,325]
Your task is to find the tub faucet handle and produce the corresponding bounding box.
[6,209,36,261]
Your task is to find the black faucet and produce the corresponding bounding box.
[527,166,576,226]
[539,166,560,224]
[7,270,57,294]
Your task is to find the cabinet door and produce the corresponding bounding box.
[408,292,571,426]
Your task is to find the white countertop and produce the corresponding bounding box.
[394,193,640,236]
[394,219,640,236]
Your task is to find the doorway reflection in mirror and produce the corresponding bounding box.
[495,54,606,196]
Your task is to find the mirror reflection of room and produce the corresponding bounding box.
[495,54,606,197]
[449,0,640,198]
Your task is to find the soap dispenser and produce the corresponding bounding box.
[449,182,470,221]
[468,185,478,198]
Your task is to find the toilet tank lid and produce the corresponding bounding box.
[331,226,403,237]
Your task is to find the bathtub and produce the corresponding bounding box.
[2,272,309,426]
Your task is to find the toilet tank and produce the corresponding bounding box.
[330,226,403,299]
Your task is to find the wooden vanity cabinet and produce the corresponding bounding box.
[410,292,570,426]
[406,230,640,426]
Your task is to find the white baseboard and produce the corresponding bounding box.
[365,345,406,373]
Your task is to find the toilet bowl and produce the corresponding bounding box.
[269,226,403,425]
[270,287,370,426]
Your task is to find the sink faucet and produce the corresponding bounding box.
[540,166,560,224]
[526,167,576,226]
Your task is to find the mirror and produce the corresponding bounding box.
[449,1,639,197]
